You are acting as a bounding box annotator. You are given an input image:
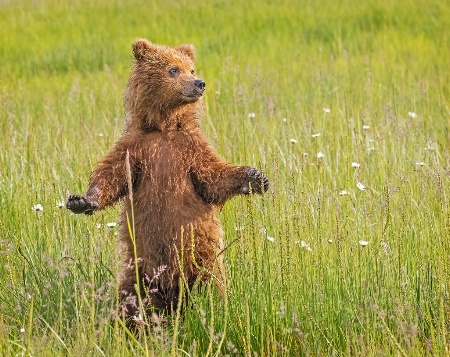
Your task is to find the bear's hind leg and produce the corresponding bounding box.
[117,267,176,332]
[117,267,152,332]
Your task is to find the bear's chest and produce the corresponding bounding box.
[138,132,196,190]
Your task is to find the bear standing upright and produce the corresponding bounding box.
[67,39,269,327]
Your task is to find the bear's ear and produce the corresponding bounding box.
[132,38,157,60]
[176,44,196,62]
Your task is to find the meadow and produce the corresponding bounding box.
[1,0,449,355]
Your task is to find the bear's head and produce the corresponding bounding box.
[124,38,205,131]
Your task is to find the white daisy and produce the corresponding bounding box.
[290,138,298,144]
[317,152,325,158]
[56,201,66,209]
[32,204,43,212]
[311,133,321,138]
[359,240,369,247]
[339,190,348,196]
[106,222,117,228]
[248,112,256,118]
[362,125,370,130]
[408,112,417,118]
[266,236,275,242]
[356,182,366,191]
[323,108,331,113]
[351,162,360,168]
[301,241,312,251]
[415,162,425,166]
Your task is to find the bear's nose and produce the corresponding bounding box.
[194,79,206,90]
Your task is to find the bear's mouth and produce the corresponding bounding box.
[182,90,204,102]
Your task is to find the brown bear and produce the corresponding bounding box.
[66,39,269,328]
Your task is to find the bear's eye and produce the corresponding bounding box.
[169,67,180,77]
[191,69,195,75]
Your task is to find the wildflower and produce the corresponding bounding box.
[235,226,244,231]
[351,162,360,168]
[367,147,375,151]
[303,153,308,157]
[339,190,348,195]
[356,182,366,191]
[20,328,25,333]
[32,204,43,212]
[359,240,369,247]
[132,313,147,328]
[276,301,286,316]
[408,112,417,118]
[266,236,275,242]
[415,162,425,166]
[290,138,298,144]
[328,239,333,243]
[300,241,312,251]
[317,152,325,158]
[323,108,330,113]
[96,223,102,229]
[282,118,287,122]
[311,133,320,138]
[97,133,104,137]
[106,222,117,228]
[248,112,256,118]
[381,241,391,254]
[362,125,370,130]
[56,201,65,209]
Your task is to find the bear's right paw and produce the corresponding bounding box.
[242,168,269,195]
[66,195,98,215]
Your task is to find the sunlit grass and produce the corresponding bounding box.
[1,0,449,355]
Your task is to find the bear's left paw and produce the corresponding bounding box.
[66,194,99,215]
[242,168,269,194]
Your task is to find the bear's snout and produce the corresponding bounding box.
[194,79,206,91]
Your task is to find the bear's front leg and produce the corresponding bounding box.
[66,136,141,214]
[191,165,269,204]
[189,129,270,204]
[66,194,99,215]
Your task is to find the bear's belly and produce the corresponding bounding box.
[118,182,222,269]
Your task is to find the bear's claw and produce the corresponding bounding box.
[242,168,269,194]
[66,194,98,215]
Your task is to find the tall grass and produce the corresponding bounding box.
[1,0,449,355]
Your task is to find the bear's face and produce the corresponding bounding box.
[128,39,205,111]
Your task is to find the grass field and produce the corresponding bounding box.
[1,0,449,355]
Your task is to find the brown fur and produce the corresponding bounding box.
[67,39,268,327]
